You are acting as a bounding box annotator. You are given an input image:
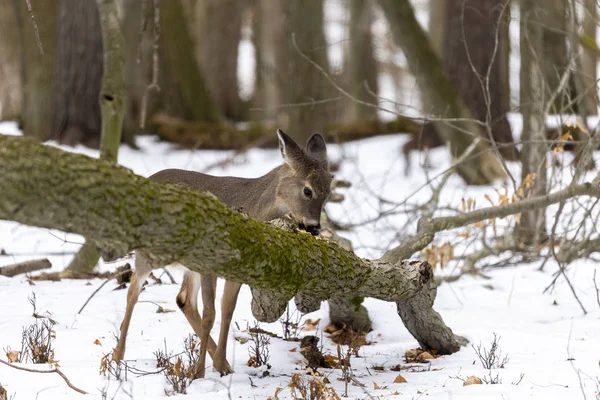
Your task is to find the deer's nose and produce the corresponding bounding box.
[305,224,321,236]
[299,220,321,236]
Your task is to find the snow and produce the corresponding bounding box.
[1,118,600,400]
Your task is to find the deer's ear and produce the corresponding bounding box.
[305,133,328,166]
[277,129,303,169]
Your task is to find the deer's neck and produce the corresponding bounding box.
[242,166,288,221]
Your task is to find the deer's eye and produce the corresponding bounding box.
[303,187,313,198]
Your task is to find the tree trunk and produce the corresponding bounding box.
[428,0,445,55]
[201,0,244,121]
[499,0,511,111]
[65,0,126,274]
[518,0,548,245]
[348,0,378,120]
[378,0,507,185]
[15,0,58,140]
[0,0,22,121]
[252,0,287,125]
[0,134,466,355]
[539,0,577,114]
[285,0,331,144]
[49,0,103,148]
[446,0,518,160]
[155,0,219,125]
[580,0,598,115]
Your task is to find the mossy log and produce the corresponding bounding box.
[150,113,423,150]
[0,135,465,354]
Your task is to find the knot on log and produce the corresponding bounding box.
[415,260,434,284]
[294,292,322,314]
[250,287,290,322]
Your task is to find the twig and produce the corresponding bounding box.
[24,0,44,55]
[140,0,161,129]
[78,269,133,314]
[0,358,87,395]
[594,269,600,309]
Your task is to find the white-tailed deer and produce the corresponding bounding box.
[114,129,332,377]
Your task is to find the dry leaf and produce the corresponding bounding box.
[6,351,19,363]
[235,336,249,344]
[156,306,175,313]
[323,354,341,368]
[289,347,297,352]
[420,351,434,360]
[393,375,407,383]
[93,339,102,346]
[373,381,382,390]
[302,318,321,331]
[463,376,482,386]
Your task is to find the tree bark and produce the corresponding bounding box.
[428,0,445,55]
[49,0,104,148]
[422,0,518,161]
[348,0,378,121]
[499,1,511,112]
[0,258,51,277]
[378,0,507,185]
[155,0,219,125]
[201,0,244,121]
[0,0,22,121]
[285,0,332,144]
[580,0,598,115]
[538,0,578,114]
[252,0,287,125]
[15,0,57,140]
[65,0,126,274]
[451,0,517,160]
[518,0,548,245]
[0,134,466,355]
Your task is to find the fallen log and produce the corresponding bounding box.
[0,135,466,354]
[150,113,423,150]
[0,258,51,277]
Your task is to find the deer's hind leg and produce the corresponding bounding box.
[114,253,152,362]
[213,280,242,375]
[176,271,228,377]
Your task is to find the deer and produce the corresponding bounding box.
[113,129,332,378]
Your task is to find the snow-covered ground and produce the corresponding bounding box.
[1,119,600,400]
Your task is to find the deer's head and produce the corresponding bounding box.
[276,129,332,236]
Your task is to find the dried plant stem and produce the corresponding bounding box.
[0,358,87,395]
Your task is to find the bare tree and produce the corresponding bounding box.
[155,0,219,124]
[378,0,507,185]
[285,0,332,144]
[15,0,57,140]
[348,0,378,121]
[428,0,446,55]
[518,0,548,245]
[49,0,104,148]
[580,0,598,115]
[0,0,22,121]
[252,0,288,125]
[65,0,126,275]
[425,0,518,161]
[200,0,245,121]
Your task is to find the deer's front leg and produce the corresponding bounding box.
[114,256,152,362]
